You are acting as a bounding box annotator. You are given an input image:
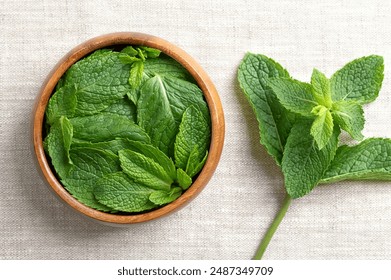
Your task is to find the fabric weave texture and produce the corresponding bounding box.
[1,0,391,259]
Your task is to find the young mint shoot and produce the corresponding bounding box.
[238,53,386,259]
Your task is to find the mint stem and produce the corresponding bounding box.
[253,194,292,260]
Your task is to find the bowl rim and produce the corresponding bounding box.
[32,32,225,225]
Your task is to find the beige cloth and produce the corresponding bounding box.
[1,0,391,259]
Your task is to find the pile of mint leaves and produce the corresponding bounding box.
[44,46,211,213]
[238,53,391,259]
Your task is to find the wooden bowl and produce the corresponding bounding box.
[32,32,225,225]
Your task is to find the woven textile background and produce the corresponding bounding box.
[2,0,391,260]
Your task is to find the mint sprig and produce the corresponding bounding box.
[238,53,387,259]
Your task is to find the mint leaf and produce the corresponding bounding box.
[129,61,144,89]
[44,116,73,179]
[70,113,150,143]
[94,172,157,212]
[118,54,141,65]
[55,76,65,91]
[311,69,332,108]
[71,139,124,155]
[176,168,192,190]
[149,187,182,205]
[137,48,146,61]
[139,46,161,58]
[127,75,150,105]
[62,147,121,211]
[137,76,177,155]
[102,97,137,122]
[117,140,177,180]
[268,78,318,116]
[330,55,384,104]
[119,149,173,191]
[149,75,210,125]
[89,49,113,57]
[119,46,161,63]
[137,75,209,156]
[127,55,195,103]
[321,138,391,183]
[144,55,194,81]
[238,53,296,165]
[174,106,210,173]
[331,100,364,141]
[63,51,131,116]
[310,105,334,150]
[282,118,340,198]
[186,149,208,178]
[121,46,138,56]
[46,84,77,125]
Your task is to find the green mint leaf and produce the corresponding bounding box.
[237,53,296,165]
[311,68,332,108]
[159,75,210,125]
[46,84,77,125]
[330,55,384,104]
[70,139,125,155]
[121,46,138,56]
[126,55,195,104]
[176,168,192,190]
[89,49,113,56]
[149,187,182,206]
[126,75,150,105]
[310,105,334,150]
[282,118,340,198]
[186,149,208,178]
[118,53,141,64]
[268,78,318,116]
[101,97,137,122]
[63,51,131,116]
[93,172,157,212]
[55,76,65,91]
[118,140,177,180]
[44,116,73,179]
[139,46,161,58]
[70,138,144,156]
[62,147,121,211]
[331,100,364,141]
[70,113,150,143]
[137,48,146,61]
[119,149,173,191]
[321,138,391,183]
[174,106,210,173]
[138,75,209,156]
[137,76,177,155]
[144,55,194,81]
[129,61,144,89]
